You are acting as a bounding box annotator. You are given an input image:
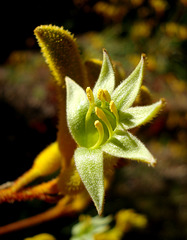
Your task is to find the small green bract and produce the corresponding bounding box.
[66,49,165,214]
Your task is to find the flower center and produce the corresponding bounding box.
[85,87,119,149]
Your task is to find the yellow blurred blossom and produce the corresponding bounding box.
[165,73,187,94]
[24,233,56,240]
[71,209,147,240]
[165,22,187,40]
[115,209,147,232]
[128,54,140,67]
[95,209,147,239]
[93,1,127,23]
[131,21,152,38]
[149,0,168,14]
[128,54,157,71]
[178,25,187,40]
[165,22,178,37]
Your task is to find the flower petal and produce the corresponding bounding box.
[93,49,115,100]
[102,127,156,166]
[119,99,165,129]
[74,147,104,215]
[65,77,89,147]
[112,54,146,111]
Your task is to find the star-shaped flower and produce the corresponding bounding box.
[65,49,165,214]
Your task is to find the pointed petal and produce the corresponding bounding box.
[84,58,126,90]
[65,77,89,147]
[119,99,165,129]
[74,147,104,215]
[112,54,146,111]
[102,127,156,166]
[93,49,115,100]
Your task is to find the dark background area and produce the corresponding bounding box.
[0,1,104,64]
[0,0,183,63]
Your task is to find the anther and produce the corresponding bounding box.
[97,89,106,108]
[95,107,113,138]
[90,120,104,149]
[86,87,94,104]
[97,89,111,103]
[97,89,105,101]
[103,90,111,102]
[110,101,119,124]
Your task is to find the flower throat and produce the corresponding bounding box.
[85,87,119,149]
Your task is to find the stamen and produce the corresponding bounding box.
[97,89,106,108]
[90,120,104,149]
[86,87,94,104]
[110,101,119,124]
[97,89,111,103]
[97,89,104,101]
[95,107,113,138]
[97,89,112,108]
[103,90,111,102]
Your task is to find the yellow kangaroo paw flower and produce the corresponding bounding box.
[1,142,61,193]
[32,142,61,175]
[24,233,56,240]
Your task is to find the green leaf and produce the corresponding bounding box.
[102,127,156,166]
[65,77,89,146]
[119,99,165,129]
[93,49,115,100]
[112,54,146,111]
[74,147,104,215]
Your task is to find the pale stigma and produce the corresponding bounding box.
[90,120,104,149]
[103,89,111,102]
[85,87,95,125]
[110,100,119,124]
[97,89,111,107]
[95,107,113,138]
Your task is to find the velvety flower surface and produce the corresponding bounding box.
[65,50,165,214]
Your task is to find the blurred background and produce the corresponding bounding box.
[0,0,187,239]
